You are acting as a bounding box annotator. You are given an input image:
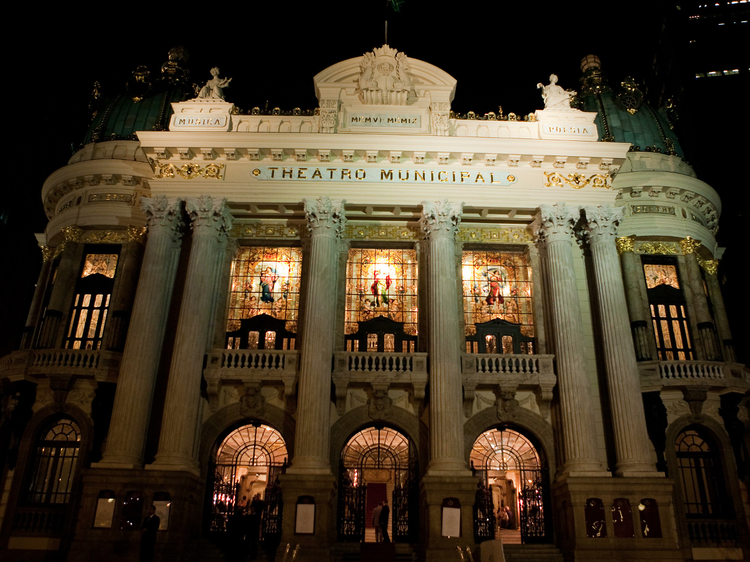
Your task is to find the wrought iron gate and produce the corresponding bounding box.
[519,471,545,543]
[338,480,367,541]
[473,481,497,542]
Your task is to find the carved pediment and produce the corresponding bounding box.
[356,45,415,106]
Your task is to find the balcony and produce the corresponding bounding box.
[461,354,556,418]
[638,360,750,393]
[0,349,121,382]
[203,349,299,411]
[332,351,428,415]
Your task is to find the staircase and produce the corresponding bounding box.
[503,544,564,562]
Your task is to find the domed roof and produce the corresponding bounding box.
[84,47,192,144]
[578,55,684,158]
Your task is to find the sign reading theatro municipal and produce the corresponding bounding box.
[5,41,743,562]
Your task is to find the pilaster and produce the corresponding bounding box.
[20,246,53,349]
[583,205,656,476]
[287,197,345,475]
[700,259,735,362]
[97,196,184,469]
[680,237,721,361]
[617,235,655,361]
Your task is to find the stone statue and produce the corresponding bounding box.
[537,74,576,110]
[197,67,232,100]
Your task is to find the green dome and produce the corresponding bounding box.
[84,47,192,144]
[578,55,684,158]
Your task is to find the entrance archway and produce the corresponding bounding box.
[470,426,551,544]
[207,421,287,540]
[338,425,418,543]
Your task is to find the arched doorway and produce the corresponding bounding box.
[338,425,418,543]
[470,426,551,544]
[207,421,288,541]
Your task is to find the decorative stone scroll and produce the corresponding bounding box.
[356,45,415,106]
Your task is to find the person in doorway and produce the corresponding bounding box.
[379,499,390,543]
[139,505,160,562]
[246,503,261,560]
[372,501,383,542]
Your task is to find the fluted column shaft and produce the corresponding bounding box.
[584,206,655,476]
[21,247,53,349]
[288,197,345,474]
[98,197,183,468]
[534,204,602,474]
[150,196,231,474]
[617,237,655,361]
[421,200,468,475]
[702,262,735,362]
[38,240,83,348]
[680,238,721,361]
[103,233,145,351]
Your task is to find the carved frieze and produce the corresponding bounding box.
[543,171,610,189]
[153,161,224,180]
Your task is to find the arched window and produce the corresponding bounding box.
[25,418,81,504]
[675,428,728,517]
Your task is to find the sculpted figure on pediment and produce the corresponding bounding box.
[356,45,416,105]
[537,74,577,111]
[197,67,232,100]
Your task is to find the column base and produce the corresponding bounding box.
[285,455,333,476]
[277,472,337,562]
[425,458,473,478]
[146,455,200,477]
[551,475,683,562]
[420,474,479,560]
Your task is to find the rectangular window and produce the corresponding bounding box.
[644,259,694,360]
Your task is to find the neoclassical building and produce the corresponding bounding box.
[1,47,748,562]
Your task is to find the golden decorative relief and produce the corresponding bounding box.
[543,171,610,189]
[40,246,53,262]
[234,224,301,240]
[80,230,130,244]
[637,242,678,255]
[616,235,636,254]
[61,225,84,242]
[698,258,718,276]
[154,161,225,180]
[53,243,66,259]
[679,236,702,255]
[457,226,532,243]
[127,226,147,244]
[344,224,419,241]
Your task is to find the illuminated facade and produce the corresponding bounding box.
[0,47,748,562]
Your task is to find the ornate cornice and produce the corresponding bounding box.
[616,235,636,254]
[420,200,463,239]
[303,197,347,238]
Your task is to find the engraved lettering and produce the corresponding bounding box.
[297,168,307,179]
[355,169,366,180]
[311,168,322,179]
[381,170,394,181]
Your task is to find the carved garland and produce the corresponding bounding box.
[544,171,610,189]
[153,161,224,180]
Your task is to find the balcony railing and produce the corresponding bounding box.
[203,349,299,412]
[461,353,556,418]
[687,518,740,547]
[639,359,750,392]
[332,351,428,415]
[0,349,121,381]
[13,505,68,534]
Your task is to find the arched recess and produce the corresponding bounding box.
[0,403,93,547]
[665,415,750,555]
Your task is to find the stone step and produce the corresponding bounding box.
[503,544,564,562]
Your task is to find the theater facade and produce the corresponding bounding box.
[1,46,748,562]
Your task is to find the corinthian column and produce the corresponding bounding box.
[680,237,721,361]
[286,197,345,475]
[20,246,53,349]
[97,196,184,469]
[701,259,735,362]
[616,236,655,361]
[149,195,232,474]
[421,200,469,475]
[583,205,655,476]
[533,204,603,475]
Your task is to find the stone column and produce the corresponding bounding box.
[37,228,85,349]
[102,227,146,351]
[149,195,232,474]
[96,196,184,469]
[680,237,721,361]
[582,205,656,476]
[20,246,53,349]
[421,200,469,475]
[701,259,735,362]
[210,238,239,350]
[287,197,345,474]
[616,235,655,361]
[532,203,603,475]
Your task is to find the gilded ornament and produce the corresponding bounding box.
[638,242,678,255]
[40,246,53,262]
[127,226,147,244]
[616,235,636,254]
[507,175,516,183]
[543,171,610,190]
[698,258,718,276]
[679,236,701,255]
[61,225,84,242]
[153,161,225,180]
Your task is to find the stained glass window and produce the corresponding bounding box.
[345,248,418,337]
[644,264,680,289]
[462,250,534,339]
[81,254,118,278]
[227,247,303,333]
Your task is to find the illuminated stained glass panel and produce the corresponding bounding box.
[345,248,418,336]
[644,264,680,289]
[227,247,302,333]
[462,251,534,338]
[81,254,118,278]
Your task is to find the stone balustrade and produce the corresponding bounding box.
[332,351,428,415]
[638,359,750,392]
[461,353,556,418]
[0,349,121,381]
[203,349,299,411]
[687,518,740,547]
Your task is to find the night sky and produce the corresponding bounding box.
[4,1,747,358]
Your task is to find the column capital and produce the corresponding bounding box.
[616,235,636,255]
[680,236,702,255]
[40,245,53,262]
[303,197,346,238]
[582,204,623,245]
[61,225,84,243]
[419,200,463,239]
[127,225,147,245]
[185,194,233,237]
[141,195,184,227]
[699,257,719,276]
[532,203,580,243]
